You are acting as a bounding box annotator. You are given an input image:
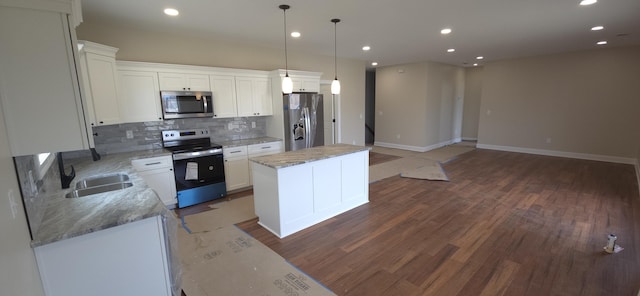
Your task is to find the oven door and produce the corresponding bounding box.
[172,149,225,192]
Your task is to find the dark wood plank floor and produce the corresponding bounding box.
[369,151,402,166]
[237,149,640,296]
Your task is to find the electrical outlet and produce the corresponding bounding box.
[251,122,256,128]
[397,134,401,139]
[126,130,134,139]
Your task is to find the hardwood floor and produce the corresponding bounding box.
[237,149,640,296]
[369,151,402,166]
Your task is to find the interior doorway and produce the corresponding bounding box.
[365,70,375,145]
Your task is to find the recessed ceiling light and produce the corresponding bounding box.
[441,28,452,35]
[476,56,484,60]
[447,48,455,53]
[579,0,597,5]
[597,40,607,45]
[291,31,301,38]
[473,63,478,66]
[371,62,378,66]
[591,26,604,31]
[362,46,371,51]
[164,8,179,16]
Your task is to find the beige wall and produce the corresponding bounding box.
[0,102,44,295]
[374,62,464,150]
[477,46,640,160]
[76,21,366,146]
[462,67,483,140]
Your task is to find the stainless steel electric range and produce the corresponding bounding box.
[162,129,226,208]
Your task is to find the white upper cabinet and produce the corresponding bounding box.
[291,77,320,93]
[236,76,272,117]
[117,70,163,123]
[158,73,210,91]
[78,41,120,126]
[210,75,238,118]
[0,4,90,156]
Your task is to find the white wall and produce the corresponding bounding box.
[374,61,464,151]
[76,21,366,146]
[0,99,44,295]
[462,67,483,140]
[477,46,640,163]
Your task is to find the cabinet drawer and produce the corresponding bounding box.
[132,156,173,171]
[248,141,282,156]
[223,146,248,158]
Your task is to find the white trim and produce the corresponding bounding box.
[452,137,462,143]
[476,144,637,164]
[374,140,454,153]
[462,137,478,141]
[0,0,72,13]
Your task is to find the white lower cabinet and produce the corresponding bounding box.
[223,141,283,191]
[132,156,177,207]
[223,146,250,191]
[34,216,173,296]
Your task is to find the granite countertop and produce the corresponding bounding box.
[250,144,371,169]
[31,149,172,247]
[217,137,282,148]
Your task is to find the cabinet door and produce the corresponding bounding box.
[210,75,238,118]
[291,78,320,92]
[252,78,272,116]
[157,73,185,91]
[236,77,272,117]
[0,7,89,155]
[118,71,163,123]
[224,158,250,191]
[186,74,210,91]
[235,78,255,117]
[84,54,121,125]
[138,169,177,206]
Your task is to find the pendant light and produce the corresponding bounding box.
[279,5,293,94]
[331,18,341,95]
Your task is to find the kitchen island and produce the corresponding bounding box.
[250,144,370,238]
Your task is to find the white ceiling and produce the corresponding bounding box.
[81,0,640,68]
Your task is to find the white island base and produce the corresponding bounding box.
[251,145,369,238]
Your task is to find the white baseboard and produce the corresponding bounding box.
[476,144,637,164]
[374,140,454,153]
[462,137,478,141]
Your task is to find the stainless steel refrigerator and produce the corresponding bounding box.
[283,93,324,151]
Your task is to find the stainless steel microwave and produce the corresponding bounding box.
[160,91,214,119]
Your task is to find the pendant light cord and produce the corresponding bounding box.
[282,6,289,75]
[331,19,340,80]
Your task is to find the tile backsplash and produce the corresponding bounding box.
[91,117,267,155]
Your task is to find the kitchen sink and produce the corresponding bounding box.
[75,173,130,189]
[66,182,134,198]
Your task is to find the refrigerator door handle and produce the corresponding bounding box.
[304,107,311,148]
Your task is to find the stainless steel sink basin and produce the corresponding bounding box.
[66,182,134,198]
[75,173,130,189]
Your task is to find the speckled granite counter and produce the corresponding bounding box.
[250,144,370,169]
[217,136,282,148]
[31,149,173,247]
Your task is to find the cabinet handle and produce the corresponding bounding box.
[261,146,271,149]
[99,121,104,124]
[230,151,241,154]
[145,162,162,166]
[93,132,98,136]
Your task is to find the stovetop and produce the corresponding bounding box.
[161,128,221,153]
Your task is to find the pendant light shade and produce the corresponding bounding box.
[282,74,293,94]
[331,18,341,95]
[279,5,292,94]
